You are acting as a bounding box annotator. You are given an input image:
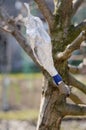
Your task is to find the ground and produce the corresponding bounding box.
[0,73,86,130]
[0,119,86,130]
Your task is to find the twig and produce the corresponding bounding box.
[69,73,86,94]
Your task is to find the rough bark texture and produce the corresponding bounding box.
[35,1,86,130]
[36,77,65,130]
[0,0,86,130]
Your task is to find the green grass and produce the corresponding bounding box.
[13,83,21,104]
[0,73,42,80]
[0,109,38,120]
[0,73,41,120]
[0,73,86,124]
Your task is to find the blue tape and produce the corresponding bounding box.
[53,74,62,85]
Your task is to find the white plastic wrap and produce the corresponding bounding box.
[20,3,58,76]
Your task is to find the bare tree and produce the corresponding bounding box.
[0,0,86,130]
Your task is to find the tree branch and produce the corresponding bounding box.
[0,21,43,69]
[69,73,86,94]
[34,0,55,31]
[75,21,86,31]
[73,0,84,16]
[0,7,10,21]
[69,92,84,104]
[63,103,86,116]
[54,0,73,27]
[57,31,86,60]
[68,64,81,74]
[0,6,42,68]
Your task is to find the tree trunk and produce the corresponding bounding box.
[36,76,66,130]
[0,1,86,130]
[36,22,70,129]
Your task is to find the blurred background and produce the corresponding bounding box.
[0,0,86,130]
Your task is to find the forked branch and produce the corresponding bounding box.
[57,31,86,60]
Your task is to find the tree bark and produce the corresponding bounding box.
[36,77,65,130]
[0,1,86,130]
[34,0,55,31]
